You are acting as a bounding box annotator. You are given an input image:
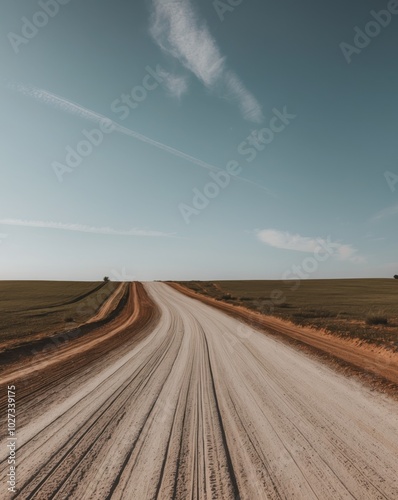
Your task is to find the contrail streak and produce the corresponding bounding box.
[9,82,275,195]
[0,219,174,237]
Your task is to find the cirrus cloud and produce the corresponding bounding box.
[370,203,398,222]
[149,0,264,123]
[0,219,175,238]
[158,68,189,99]
[256,229,365,263]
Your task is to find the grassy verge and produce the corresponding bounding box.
[178,279,398,351]
[0,281,120,346]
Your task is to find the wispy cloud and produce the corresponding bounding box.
[365,232,386,241]
[371,204,398,222]
[149,0,264,123]
[0,219,174,237]
[9,82,220,172]
[9,82,271,193]
[9,82,109,126]
[158,69,189,99]
[256,229,364,263]
[224,71,265,124]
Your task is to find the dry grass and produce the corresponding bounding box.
[366,314,388,326]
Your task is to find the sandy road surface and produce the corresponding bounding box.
[1,283,398,499]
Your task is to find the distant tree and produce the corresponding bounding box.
[394,275,398,279]
[103,276,110,282]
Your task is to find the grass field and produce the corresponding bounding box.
[180,279,398,351]
[0,281,119,348]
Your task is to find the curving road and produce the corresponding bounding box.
[1,282,398,499]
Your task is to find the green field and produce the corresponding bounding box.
[180,279,398,351]
[0,281,119,347]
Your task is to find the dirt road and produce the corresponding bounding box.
[1,283,397,499]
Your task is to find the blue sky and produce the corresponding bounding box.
[1,0,397,280]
